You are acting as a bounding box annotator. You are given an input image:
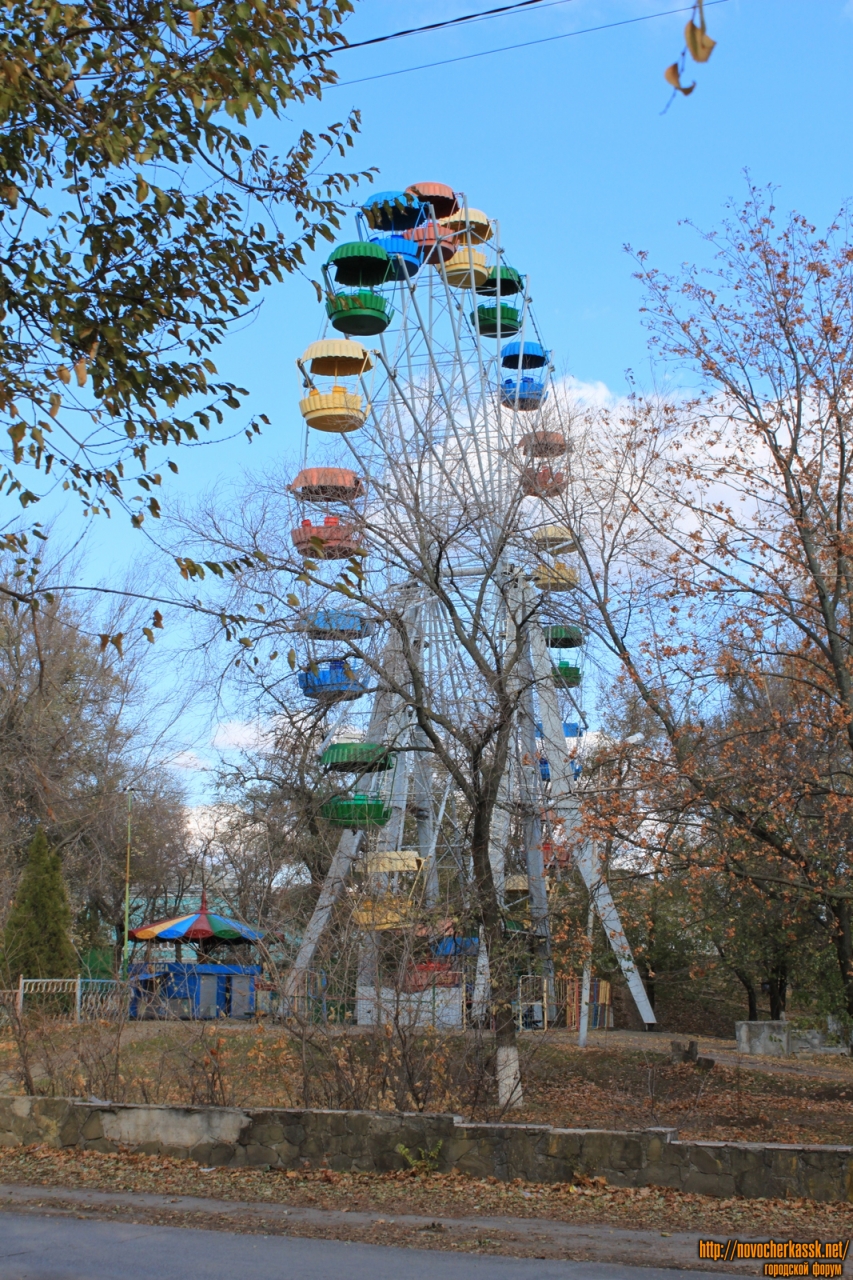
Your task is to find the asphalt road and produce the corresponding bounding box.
[0,1211,748,1280]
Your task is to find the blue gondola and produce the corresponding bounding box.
[501,339,549,369]
[537,756,581,782]
[535,721,584,739]
[298,658,367,702]
[500,375,547,410]
[369,233,421,278]
[295,609,373,640]
[433,935,479,957]
[361,190,422,232]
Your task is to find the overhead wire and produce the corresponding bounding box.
[330,0,730,89]
[341,0,579,50]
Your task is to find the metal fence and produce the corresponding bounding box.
[0,972,613,1031]
[0,977,128,1024]
[276,970,613,1033]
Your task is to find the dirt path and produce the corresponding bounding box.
[580,1031,853,1084]
[0,1182,764,1271]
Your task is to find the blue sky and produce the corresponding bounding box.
[152,0,853,505]
[49,0,853,788]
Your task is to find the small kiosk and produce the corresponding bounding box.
[128,894,263,1020]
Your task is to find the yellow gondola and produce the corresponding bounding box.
[533,525,577,552]
[362,850,422,874]
[299,339,373,377]
[442,247,489,288]
[352,896,411,931]
[439,207,493,244]
[298,387,366,433]
[297,339,373,432]
[532,562,578,591]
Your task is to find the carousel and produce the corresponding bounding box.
[128,894,264,1020]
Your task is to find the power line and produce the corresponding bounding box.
[331,0,728,89]
[342,0,578,51]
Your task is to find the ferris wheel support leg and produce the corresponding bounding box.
[528,618,657,1028]
[412,733,438,907]
[574,839,657,1028]
[283,828,364,1015]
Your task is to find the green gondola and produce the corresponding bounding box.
[320,795,393,827]
[327,241,393,288]
[326,290,393,336]
[470,303,521,337]
[476,265,523,297]
[543,625,583,649]
[321,742,395,772]
[552,662,582,688]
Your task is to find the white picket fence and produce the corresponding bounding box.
[0,976,127,1023]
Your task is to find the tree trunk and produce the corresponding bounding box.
[734,968,758,1021]
[767,964,787,1021]
[829,898,853,1017]
[470,793,521,1110]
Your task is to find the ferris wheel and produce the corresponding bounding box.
[281,179,655,1032]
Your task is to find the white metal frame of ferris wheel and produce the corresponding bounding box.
[283,197,655,1029]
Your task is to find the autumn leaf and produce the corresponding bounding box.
[665,63,695,95]
[685,19,716,63]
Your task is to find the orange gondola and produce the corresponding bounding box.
[521,465,568,497]
[518,430,567,457]
[291,516,363,559]
[289,467,365,502]
[405,181,459,218]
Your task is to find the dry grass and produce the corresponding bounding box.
[3,1021,853,1143]
[514,1034,853,1144]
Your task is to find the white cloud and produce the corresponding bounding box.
[561,375,619,410]
[170,749,208,772]
[186,803,233,842]
[210,719,268,751]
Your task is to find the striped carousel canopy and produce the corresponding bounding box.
[129,893,263,944]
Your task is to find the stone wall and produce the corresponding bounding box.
[735,1021,849,1057]
[1,1096,852,1202]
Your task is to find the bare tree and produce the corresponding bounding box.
[538,185,853,1017]
[0,551,195,965]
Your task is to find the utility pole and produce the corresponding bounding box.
[122,789,133,979]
